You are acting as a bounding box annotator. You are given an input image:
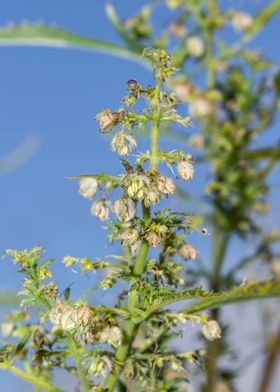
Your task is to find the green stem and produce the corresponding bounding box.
[0,363,61,392]
[150,81,161,172]
[67,335,90,392]
[105,204,151,391]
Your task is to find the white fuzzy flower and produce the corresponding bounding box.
[177,160,194,181]
[189,97,214,117]
[156,175,176,195]
[99,326,122,347]
[179,243,197,260]
[202,320,222,341]
[90,199,109,221]
[186,36,204,57]
[119,228,139,246]
[111,131,137,156]
[113,197,136,222]
[79,177,98,199]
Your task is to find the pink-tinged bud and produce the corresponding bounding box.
[179,243,197,260]
[156,175,176,195]
[90,199,109,221]
[79,177,98,199]
[177,160,194,181]
[95,108,119,133]
[202,320,222,341]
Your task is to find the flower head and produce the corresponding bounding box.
[119,228,139,246]
[113,197,137,222]
[202,320,222,341]
[177,159,194,181]
[232,12,253,32]
[111,131,137,156]
[186,36,204,58]
[95,108,119,133]
[179,243,197,260]
[79,177,98,199]
[99,326,122,347]
[156,175,176,195]
[90,199,110,221]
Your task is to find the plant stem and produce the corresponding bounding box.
[67,335,90,392]
[257,326,280,392]
[0,363,62,392]
[150,81,161,172]
[105,203,151,391]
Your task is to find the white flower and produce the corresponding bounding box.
[119,228,139,246]
[99,326,122,347]
[113,197,136,222]
[79,177,98,199]
[202,320,222,341]
[186,36,204,57]
[177,160,194,180]
[232,12,253,32]
[111,131,137,156]
[156,175,176,195]
[90,199,109,221]
[179,243,197,260]
[95,108,118,133]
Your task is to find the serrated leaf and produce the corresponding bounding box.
[0,22,147,66]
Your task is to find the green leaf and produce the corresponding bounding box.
[0,22,147,66]
[184,280,280,314]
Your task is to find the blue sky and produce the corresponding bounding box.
[1,1,280,391]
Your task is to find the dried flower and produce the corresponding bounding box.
[156,175,176,195]
[99,326,122,347]
[186,36,204,57]
[202,320,222,341]
[177,159,194,181]
[179,243,197,260]
[146,225,168,247]
[71,305,93,327]
[119,228,139,246]
[113,197,136,222]
[111,131,137,156]
[95,108,119,133]
[232,12,253,32]
[79,177,98,199]
[90,199,109,221]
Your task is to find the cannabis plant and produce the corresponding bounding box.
[1,48,279,392]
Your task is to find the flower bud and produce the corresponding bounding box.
[119,228,139,246]
[144,189,160,207]
[186,36,204,58]
[189,97,214,117]
[95,108,119,133]
[71,305,93,327]
[90,199,109,221]
[232,12,253,32]
[179,243,197,260]
[60,310,76,331]
[177,160,194,181]
[146,231,161,247]
[79,177,98,199]
[113,197,136,222]
[156,175,176,195]
[99,326,122,347]
[201,320,222,341]
[111,131,137,156]
[127,177,145,199]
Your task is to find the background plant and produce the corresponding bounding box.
[1,1,280,391]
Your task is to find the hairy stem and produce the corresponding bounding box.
[150,81,161,172]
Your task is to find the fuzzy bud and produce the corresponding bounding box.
[179,243,197,260]
[90,199,109,221]
[79,177,98,199]
[186,36,204,57]
[177,160,194,181]
[146,231,162,247]
[202,320,222,341]
[119,228,139,246]
[113,197,137,222]
[99,326,122,348]
[95,108,119,133]
[111,131,137,156]
[156,175,176,195]
[71,305,93,327]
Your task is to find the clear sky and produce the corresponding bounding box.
[1,1,280,391]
